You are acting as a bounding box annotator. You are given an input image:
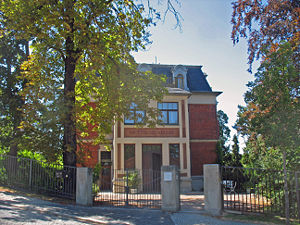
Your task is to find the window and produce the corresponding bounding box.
[169,144,180,168]
[124,144,135,169]
[175,74,184,89]
[101,151,111,162]
[124,103,145,125]
[158,102,178,125]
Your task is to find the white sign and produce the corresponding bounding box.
[164,172,172,181]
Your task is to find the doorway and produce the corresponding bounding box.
[142,144,162,192]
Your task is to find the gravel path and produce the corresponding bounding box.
[0,189,260,225]
[171,213,259,225]
[0,191,173,225]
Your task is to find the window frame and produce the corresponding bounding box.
[157,102,179,125]
[175,74,184,89]
[124,103,145,125]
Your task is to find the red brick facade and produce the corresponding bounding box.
[190,142,217,175]
[189,104,218,175]
[188,104,218,140]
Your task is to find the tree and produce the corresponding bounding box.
[1,0,180,166]
[0,33,28,156]
[236,42,300,222]
[232,2,299,221]
[231,134,242,167]
[216,110,231,165]
[236,43,299,167]
[231,0,299,71]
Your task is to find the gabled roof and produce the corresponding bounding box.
[140,64,214,93]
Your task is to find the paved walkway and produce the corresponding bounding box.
[180,192,205,212]
[0,189,260,225]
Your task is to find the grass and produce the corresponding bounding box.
[223,211,300,225]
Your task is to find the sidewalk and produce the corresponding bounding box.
[0,189,173,225]
[0,189,260,225]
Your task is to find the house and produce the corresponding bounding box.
[81,64,221,192]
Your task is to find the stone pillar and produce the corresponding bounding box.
[204,164,223,215]
[161,165,180,212]
[76,167,93,206]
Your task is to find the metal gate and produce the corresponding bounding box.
[0,155,76,200]
[93,169,161,208]
[221,166,299,221]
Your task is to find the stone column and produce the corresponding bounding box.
[76,167,93,206]
[161,165,180,212]
[204,164,223,215]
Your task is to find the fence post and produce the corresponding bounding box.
[76,167,93,206]
[296,171,300,222]
[29,159,32,190]
[161,165,180,212]
[125,169,129,206]
[204,164,223,215]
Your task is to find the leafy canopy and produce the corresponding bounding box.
[0,0,179,164]
[231,0,299,70]
[236,42,300,170]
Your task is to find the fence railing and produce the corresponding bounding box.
[0,155,76,200]
[221,166,299,220]
[93,168,161,208]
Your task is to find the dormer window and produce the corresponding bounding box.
[172,65,189,91]
[175,74,184,89]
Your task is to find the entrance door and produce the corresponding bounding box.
[142,144,162,192]
[100,151,112,190]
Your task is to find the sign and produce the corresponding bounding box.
[124,128,179,137]
[164,172,172,181]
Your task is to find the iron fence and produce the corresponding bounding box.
[0,155,76,199]
[221,166,299,220]
[296,171,300,221]
[93,169,161,208]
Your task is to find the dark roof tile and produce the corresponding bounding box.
[146,64,212,92]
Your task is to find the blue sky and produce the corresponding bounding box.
[133,0,259,147]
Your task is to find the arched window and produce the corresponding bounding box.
[175,74,184,89]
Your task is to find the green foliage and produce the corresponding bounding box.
[92,162,102,196]
[231,134,242,167]
[216,110,231,165]
[237,42,300,171]
[0,33,28,156]
[92,162,102,183]
[92,183,100,196]
[1,0,177,165]
[126,171,140,189]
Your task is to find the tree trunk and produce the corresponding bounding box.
[62,1,79,167]
[283,150,290,224]
[63,52,77,167]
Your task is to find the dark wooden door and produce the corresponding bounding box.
[142,144,162,192]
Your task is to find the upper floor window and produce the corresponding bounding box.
[158,102,178,125]
[175,74,184,89]
[124,103,145,125]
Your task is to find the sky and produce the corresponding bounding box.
[133,0,259,148]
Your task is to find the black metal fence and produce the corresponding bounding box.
[221,166,299,220]
[0,155,76,199]
[93,169,161,208]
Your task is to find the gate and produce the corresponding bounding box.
[0,155,76,199]
[93,169,161,208]
[221,166,299,221]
